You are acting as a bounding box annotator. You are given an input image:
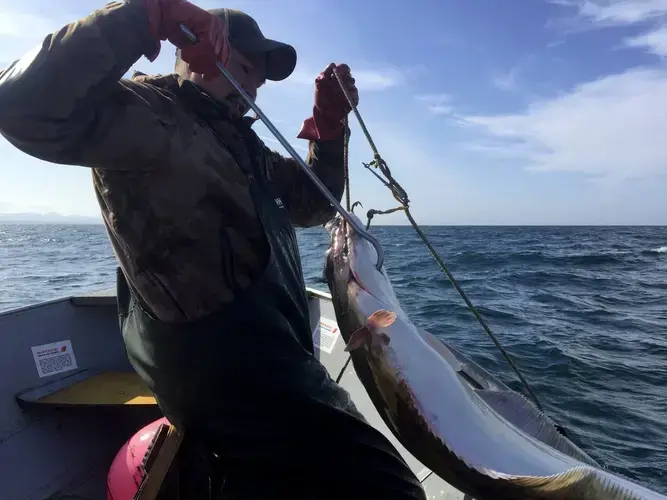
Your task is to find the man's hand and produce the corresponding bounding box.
[297,63,360,141]
[143,0,230,79]
[317,63,359,116]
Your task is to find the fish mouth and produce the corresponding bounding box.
[325,216,371,295]
[325,216,347,259]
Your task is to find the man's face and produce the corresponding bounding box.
[191,48,267,117]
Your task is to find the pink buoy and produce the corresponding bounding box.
[106,417,170,500]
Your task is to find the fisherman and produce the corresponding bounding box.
[0,1,426,498]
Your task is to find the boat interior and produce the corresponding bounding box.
[0,286,474,499]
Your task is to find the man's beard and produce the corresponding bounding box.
[226,92,252,118]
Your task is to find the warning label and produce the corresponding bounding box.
[31,340,78,378]
[312,317,340,355]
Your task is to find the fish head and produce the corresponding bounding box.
[324,216,351,311]
[324,214,403,357]
[325,214,398,305]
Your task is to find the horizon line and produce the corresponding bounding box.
[0,220,665,228]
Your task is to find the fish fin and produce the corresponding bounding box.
[345,327,370,352]
[368,309,397,329]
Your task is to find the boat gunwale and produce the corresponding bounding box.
[0,286,333,318]
[0,295,71,319]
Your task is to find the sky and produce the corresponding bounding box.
[1,0,667,225]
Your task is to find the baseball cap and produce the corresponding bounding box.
[208,8,297,81]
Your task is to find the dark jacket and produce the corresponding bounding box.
[0,4,427,496]
[0,0,345,323]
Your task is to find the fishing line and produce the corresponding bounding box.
[333,72,547,414]
[179,21,546,423]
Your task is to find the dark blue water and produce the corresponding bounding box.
[1,223,666,492]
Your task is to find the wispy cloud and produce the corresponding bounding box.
[0,10,58,38]
[287,67,405,91]
[458,67,667,179]
[0,8,65,64]
[577,0,667,25]
[548,0,667,34]
[414,93,453,115]
[550,1,667,57]
[624,24,667,55]
[491,54,538,93]
[492,66,521,92]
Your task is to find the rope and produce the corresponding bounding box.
[402,208,544,411]
[335,73,545,412]
[364,206,406,230]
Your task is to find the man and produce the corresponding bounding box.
[0,1,426,498]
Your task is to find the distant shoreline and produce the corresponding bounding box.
[0,221,103,225]
[1,212,665,227]
[1,220,665,228]
[0,213,102,225]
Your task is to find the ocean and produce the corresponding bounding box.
[1,223,666,493]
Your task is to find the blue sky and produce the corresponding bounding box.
[2,0,667,224]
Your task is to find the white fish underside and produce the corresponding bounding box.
[333,214,666,500]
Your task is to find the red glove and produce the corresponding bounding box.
[297,63,359,141]
[143,0,230,79]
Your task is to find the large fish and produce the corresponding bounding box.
[323,213,666,500]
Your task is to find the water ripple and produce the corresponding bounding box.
[1,223,666,493]
[299,225,667,493]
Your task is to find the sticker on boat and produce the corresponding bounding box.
[312,317,340,355]
[31,340,78,378]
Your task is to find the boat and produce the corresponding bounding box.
[0,279,606,500]
[0,15,614,500]
[0,284,465,499]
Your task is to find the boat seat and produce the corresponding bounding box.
[15,369,157,407]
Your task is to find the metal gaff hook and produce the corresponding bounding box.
[179,24,384,271]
